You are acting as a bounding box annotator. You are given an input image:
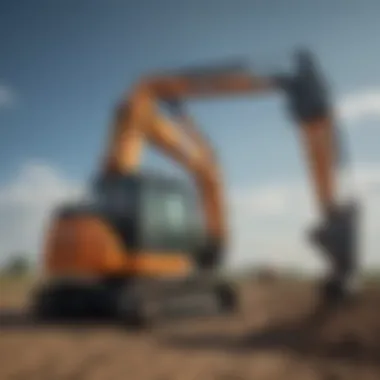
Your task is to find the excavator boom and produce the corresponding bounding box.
[102,49,359,303]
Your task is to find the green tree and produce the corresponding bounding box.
[2,254,31,277]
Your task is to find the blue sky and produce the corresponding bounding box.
[0,0,379,270]
[1,0,379,183]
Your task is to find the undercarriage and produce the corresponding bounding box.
[32,274,238,327]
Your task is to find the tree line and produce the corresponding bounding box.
[0,253,33,277]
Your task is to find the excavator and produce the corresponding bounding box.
[32,49,360,326]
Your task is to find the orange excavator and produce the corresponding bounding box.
[33,50,360,325]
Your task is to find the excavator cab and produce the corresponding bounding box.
[35,171,232,324]
[89,172,209,263]
[46,171,216,279]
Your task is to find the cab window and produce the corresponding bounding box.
[142,185,190,252]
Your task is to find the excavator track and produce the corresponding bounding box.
[32,276,239,328]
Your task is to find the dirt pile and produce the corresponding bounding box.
[1,279,380,380]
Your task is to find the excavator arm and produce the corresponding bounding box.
[102,63,275,265]
[102,90,228,268]
[103,61,274,174]
[278,52,359,303]
[102,50,359,301]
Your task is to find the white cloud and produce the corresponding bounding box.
[0,162,84,266]
[0,84,16,108]
[337,88,380,124]
[226,162,380,274]
[0,160,379,277]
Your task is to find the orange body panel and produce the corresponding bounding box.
[43,216,194,279]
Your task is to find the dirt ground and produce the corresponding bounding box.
[1,277,380,380]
